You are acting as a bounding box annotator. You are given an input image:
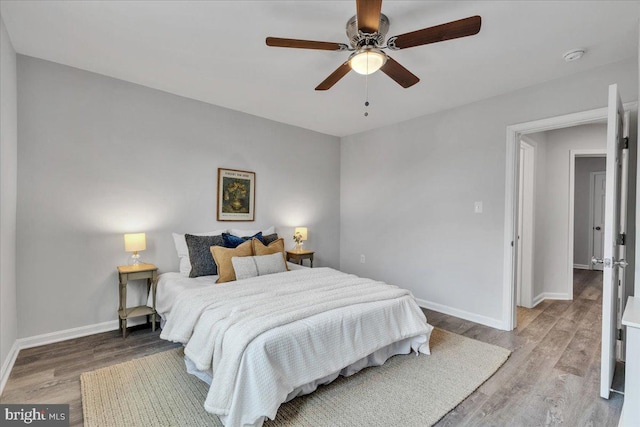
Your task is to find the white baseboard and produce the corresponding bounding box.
[0,340,20,397]
[0,317,149,396]
[16,320,120,350]
[532,292,572,307]
[415,298,505,330]
[573,264,591,270]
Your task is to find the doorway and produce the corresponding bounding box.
[502,101,636,331]
[513,129,607,317]
[504,93,637,400]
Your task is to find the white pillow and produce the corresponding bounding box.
[172,230,227,276]
[232,253,287,280]
[229,226,275,237]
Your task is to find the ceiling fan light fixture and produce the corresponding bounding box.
[349,48,387,75]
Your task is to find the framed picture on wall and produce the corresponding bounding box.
[217,168,256,221]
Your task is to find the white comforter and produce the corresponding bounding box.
[160,267,433,427]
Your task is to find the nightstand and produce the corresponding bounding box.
[286,249,314,268]
[117,263,158,339]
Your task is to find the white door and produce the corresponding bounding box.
[591,172,605,271]
[517,141,535,308]
[600,84,629,399]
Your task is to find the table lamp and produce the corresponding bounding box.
[124,233,146,265]
[294,227,307,251]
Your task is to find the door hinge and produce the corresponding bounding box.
[618,233,626,246]
[617,328,624,341]
[623,137,629,149]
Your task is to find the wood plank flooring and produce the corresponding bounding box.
[0,325,180,427]
[433,268,623,426]
[1,269,623,426]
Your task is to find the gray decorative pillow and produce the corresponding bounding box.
[232,253,287,281]
[185,234,225,278]
[231,256,258,280]
[262,233,279,245]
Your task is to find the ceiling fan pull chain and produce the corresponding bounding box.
[364,70,370,117]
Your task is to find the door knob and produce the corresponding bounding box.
[594,226,601,230]
[614,259,628,268]
[592,257,611,267]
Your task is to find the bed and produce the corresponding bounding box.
[154,263,434,427]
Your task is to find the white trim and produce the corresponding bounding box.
[542,292,572,300]
[573,264,591,270]
[16,317,150,350]
[569,149,607,300]
[415,298,505,330]
[0,341,20,397]
[16,320,121,350]
[503,125,519,330]
[532,292,573,307]
[502,101,638,331]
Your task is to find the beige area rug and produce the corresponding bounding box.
[81,328,510,427]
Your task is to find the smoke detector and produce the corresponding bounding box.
[563,49,585,62]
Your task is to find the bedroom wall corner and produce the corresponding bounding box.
[0,13,19,395]
[15,56,341,339]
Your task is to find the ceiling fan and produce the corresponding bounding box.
[266,0,481,91]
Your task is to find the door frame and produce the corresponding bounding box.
[502,101,637,330]
[589,170,607,271]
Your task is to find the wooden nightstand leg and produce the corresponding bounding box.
[152,272,158,332]
[119,276,127,339]
[310,255,313,268]
[146,278,152,327]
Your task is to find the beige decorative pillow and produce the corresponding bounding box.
[252,238,289,270]
[210,240,253,283]
[232,253,287,281]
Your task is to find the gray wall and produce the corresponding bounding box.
[539,124,608,298]
[340,58,638,327]
[0,15,18,374]
[574,156,607,267]
[16,56,341,338]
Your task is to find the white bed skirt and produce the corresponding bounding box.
[184,335,422,427]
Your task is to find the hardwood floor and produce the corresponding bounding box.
[0,269,622,426]
[0,325,180,427]
[432,268,623,426]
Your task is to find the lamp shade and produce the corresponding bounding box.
[124,233,146,253]
[294,227,308,241]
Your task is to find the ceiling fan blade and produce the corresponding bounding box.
[266,37,348,51]
[315,62,352,91]
[356,0,383,33]
[388,15,481,50]
[380,56,419,88]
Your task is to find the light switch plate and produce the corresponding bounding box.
[474,201,483,214]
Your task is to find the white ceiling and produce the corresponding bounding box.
[1,1,639,137]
